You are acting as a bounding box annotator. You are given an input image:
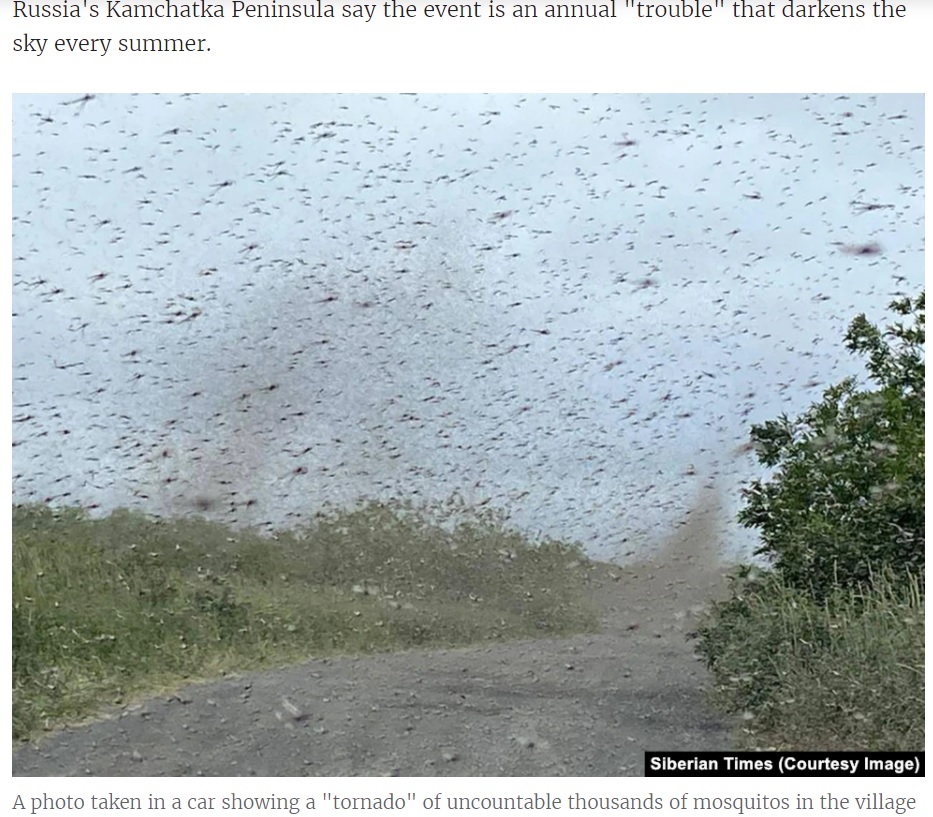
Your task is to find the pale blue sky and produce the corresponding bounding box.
[12,93,924,560]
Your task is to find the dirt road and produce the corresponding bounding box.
[13,505,738,776]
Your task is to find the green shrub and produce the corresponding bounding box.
[693,291,925,750]
[739,292,924,598]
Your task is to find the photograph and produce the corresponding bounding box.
[11,92,924,776]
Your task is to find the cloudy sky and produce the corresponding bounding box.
[12,93,924,561]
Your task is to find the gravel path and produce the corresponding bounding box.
[13,510,737,776]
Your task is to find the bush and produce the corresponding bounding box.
[693,292,925,750]
[738,292,924,598]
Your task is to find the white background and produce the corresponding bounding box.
[3,0,930,802]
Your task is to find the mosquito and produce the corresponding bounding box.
[60,94,96,114]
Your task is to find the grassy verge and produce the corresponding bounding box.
[13,500,598,743]
[692,565,924,751]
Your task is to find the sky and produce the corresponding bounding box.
[11,93,925,562]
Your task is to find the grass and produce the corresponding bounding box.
[12,500,598,743]
[15,499,924,751]
[692,564,924,751]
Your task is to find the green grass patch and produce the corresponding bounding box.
[13,500,598,743]
[692,565,924,751]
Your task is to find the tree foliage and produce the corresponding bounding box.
[738,291,924,598]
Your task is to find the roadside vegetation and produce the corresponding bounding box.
[693,291,925,751]
[13,499,597,742]
[14,292,924,752]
